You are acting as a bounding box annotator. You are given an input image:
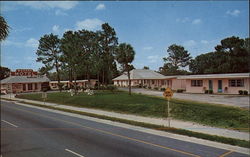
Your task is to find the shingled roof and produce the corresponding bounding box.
[1,75,50,84]
[113,69,176,80]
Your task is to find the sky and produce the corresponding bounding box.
[1,1,249,71]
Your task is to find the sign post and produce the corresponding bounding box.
[163,87,173,127]
[42,92,47,105]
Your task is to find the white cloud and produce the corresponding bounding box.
[52,25,60,33]
[95,4,105,10]
[17,1,78,10]
[14,27,32,32]
[143,46,153,50]
[192,19,202,24]
[147,55,160,63]
[25,38,39,48]
[76,18,104,31]
[201,40,209,44]
[55,10,67,16]
[2,40,23,47]
[176,17,190,23]
[183,40,197,47]
[226,9,240,16]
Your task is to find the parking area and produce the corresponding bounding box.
[118,87,249,109]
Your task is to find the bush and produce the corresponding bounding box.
[238,90,243,95]
[143,85,147,88]
[208,89,213,94]
[177,89,184,93]
[243,90,248,95]
[160,88,166,91]
[107,85,117,92]
[154,87,159,90]
[204,90,209,94]
[148,86,151,89]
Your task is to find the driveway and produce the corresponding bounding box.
[118,88,249,109]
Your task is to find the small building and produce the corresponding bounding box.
[112,69,186,90]
[1,69,50,94]
[179,73,250,94]
[49,79,98,90]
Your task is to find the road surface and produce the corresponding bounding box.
[1,101,248,157]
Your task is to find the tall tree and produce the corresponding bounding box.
[60,31,83,94]
[164,44,192,67]
[0,66,10,80]
[99,23,118,85]
[160,44,191,75]
[0,16,10,41]
[190,36,250,74]
[115,43,135,95]
[36,33,62,91]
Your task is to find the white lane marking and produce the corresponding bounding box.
[65,149,85,157]
[1,120,18,128]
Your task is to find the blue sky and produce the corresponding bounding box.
[1,1,249,71]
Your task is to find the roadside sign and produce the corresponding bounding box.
[163,87,173,100]
[42,92,47,99]
[163,87,173,127]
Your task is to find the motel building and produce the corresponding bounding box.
[179,73,250,94]
[49,79,98,90]
[1,69,50,94]
[113,69,249,94]
[112,69,186,90]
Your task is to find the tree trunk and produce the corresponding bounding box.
[127,68,131,95]
[102,70,105,85]
[74,71,77,95]
[69,68,73,89]
[97,73,100,90]
[55,59,61,92]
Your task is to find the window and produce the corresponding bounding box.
[34,83,38,90]
[23,84,26,91]
[152,80,155,84]
[28,83,32,90]
[191,80,203,87]
[229,79,244,87]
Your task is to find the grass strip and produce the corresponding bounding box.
[8,99,250,149]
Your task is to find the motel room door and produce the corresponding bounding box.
[209,80,213,91]
[218,80,222,93]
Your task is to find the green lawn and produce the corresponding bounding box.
[17,91,249,131]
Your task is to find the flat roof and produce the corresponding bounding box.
[50,80,88,83]
[178,73,250,79]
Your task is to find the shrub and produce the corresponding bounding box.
[204,90,209,94]
[177,89,184,93]
[243,90,248,95]
[138,84,142,88]
[208,89,213,94]
[57,83,64,90]
[107,85,117,92]
[148,86,151,89]
[238,90,243,95]
[154,87,159,90]
[143,85,147,88]
[160,88,166,91]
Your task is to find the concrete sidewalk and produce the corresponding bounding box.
[1,94,249,141]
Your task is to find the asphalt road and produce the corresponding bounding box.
[1,101,248,157]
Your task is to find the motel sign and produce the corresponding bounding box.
[11,69,38,76]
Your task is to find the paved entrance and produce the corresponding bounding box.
[118,88,249,109]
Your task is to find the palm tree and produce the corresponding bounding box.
[0,16,10,41]
[115,43,135,95]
